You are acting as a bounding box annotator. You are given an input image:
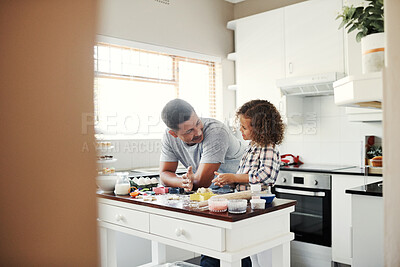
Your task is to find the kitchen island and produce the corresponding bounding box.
[97,192,296,267]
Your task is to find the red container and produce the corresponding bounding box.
[153,187,169,194]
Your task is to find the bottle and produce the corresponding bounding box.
[250,183,262,199]
[114,172,131,195]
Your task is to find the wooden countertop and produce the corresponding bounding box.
[97,191,296,223]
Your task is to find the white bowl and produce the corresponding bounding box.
[96,175,118,193]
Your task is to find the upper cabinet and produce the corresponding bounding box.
[227,0,344,110]
[284,0,344,77]
[228,8,285,109]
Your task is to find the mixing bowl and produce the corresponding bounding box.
[96,175,118,193]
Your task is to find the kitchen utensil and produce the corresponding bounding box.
[96,174,118,193]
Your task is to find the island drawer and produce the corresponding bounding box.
[149,214,225,251]
[98,203,149,232]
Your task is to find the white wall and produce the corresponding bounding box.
[97,0,235,121]
[96,0,238,170]
[96,1,236,263]
[280,96,382,166]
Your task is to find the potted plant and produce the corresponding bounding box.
[336,0,384,73]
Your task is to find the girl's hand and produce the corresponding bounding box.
[212,171,235,187]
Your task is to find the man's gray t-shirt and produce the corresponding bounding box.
[160,118,246,174]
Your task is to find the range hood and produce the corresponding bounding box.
[276,72,345,97]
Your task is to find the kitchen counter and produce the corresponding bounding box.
[97,191,296,222]
[97,192,296,266]
[345,180,383,197]
[280,164,382,177]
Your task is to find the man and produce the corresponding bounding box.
[159,98,246,192]
[159,99,251,267]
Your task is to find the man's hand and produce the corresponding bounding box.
[212,171,236,187]
[182,166,194,192]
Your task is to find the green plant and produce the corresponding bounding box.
[366,145,382,159]
[336,0,384,42]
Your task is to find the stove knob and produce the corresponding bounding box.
[282,177,287,183]
[314,180,318,185]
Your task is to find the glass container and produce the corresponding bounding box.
[228,199,248,214]
[114,172,131,195]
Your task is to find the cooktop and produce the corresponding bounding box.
[280,163,356,172]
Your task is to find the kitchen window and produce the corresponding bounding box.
[94,38,218,139]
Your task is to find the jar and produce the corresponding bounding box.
[250,199,266,210]
[228,199,247,214]
[208,198,228,212]
[114,172,131,195]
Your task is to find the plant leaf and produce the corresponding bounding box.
[356,32,365,42]
[338,19,347,29]
[348,24,358,33]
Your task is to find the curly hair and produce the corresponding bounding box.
[236,99,285,147]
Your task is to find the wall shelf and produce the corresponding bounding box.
[227,52,237,61]
[227,85,237,91]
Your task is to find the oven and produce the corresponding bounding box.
[272,171,331,247]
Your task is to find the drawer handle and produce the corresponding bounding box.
[115,214,124,222]
[175,228,184,237]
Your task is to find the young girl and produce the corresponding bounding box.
[212,99,284,190]
[212,99,285,267]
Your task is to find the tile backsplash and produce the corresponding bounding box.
[280,95,382,166]
[98,96,382,171]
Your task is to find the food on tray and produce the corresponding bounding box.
[190,187,216,201]
[167,195,180,200]
[97,155,114,160]
[100,167,115,174]
[96,141,112,148]
[198,187,212,194]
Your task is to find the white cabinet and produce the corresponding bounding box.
[150,214,225,251]
[284,0,344,77]
[228,8,285,109]
[331,174,381,265]
[228,0,344,111]
[351,194,384,267]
